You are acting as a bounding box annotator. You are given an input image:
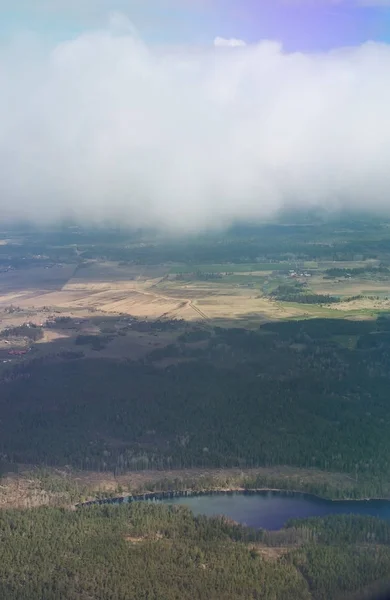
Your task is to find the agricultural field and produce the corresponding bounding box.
[2,220,390,371]
[169,262,297,274]
[0,260,341,339]
[1,257,390,339]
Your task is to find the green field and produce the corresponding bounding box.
[212,274,266,285]
[363,290,390,297]
[169,263,296,274]
[282,302,384,319]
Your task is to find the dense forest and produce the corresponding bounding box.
[1,502,390,599]
[2,316,390,500]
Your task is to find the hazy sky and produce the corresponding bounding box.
[2,0,390,49]
[0,1,390,230]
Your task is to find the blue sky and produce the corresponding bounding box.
[1,0,390,49]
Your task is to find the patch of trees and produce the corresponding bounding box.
[0,324,43,341]
[324,265,390,278]
[3,305,23,314]
[270,284,339,304]
[343,294,366,302]
[46,316,73,329]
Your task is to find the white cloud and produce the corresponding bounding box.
[214,37,247,47]
[1,18,390,231]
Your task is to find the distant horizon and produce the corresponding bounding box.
[0,206,388,236]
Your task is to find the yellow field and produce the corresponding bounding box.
[1,260,390,334]
[0,261,303,325]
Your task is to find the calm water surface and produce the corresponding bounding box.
[156,491,390,530]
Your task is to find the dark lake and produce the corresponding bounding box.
[154,491,390,530]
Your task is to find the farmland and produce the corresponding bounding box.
[0,261,378,346]
[2,222,390,370]
[2,220,390,334]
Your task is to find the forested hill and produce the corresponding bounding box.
[1,502,390,600]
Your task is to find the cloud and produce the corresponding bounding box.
[1,17,390,231]
[214,37,246,47]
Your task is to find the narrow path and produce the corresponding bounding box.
[189,301,210,321]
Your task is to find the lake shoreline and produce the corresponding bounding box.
[2,464,386,511]
[76,486,390,509]
[77,487,390,531]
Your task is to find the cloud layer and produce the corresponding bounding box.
[1,18,390,231]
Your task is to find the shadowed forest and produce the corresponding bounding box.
[2,316,390,502]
